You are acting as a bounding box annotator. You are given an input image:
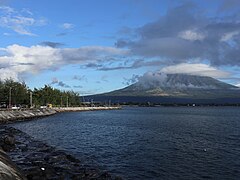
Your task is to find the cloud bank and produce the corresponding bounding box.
[160,63,230,78]
[1,1,239,88]
[116,1,240,66]
[0,44,127,80]
[124,63,230,86]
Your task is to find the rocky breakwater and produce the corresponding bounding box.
[0,148,26,180]
[0,126,121,180]
[0,107,122,179]
[0,109,57,124]
[0,108,57,180]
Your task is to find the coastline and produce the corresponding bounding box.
[0,107,121,180]
[53,106,121,112]
[0,147,26,180]
[0,109,57,124]
[0,126,121,179]
[0,106,121,124]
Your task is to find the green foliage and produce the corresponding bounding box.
[0,79,81,107]
[0,79,29,106]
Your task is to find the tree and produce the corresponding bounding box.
[0,79,81,107]
[0,79,29,106]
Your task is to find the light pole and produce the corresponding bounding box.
[9,87,12,108]
[66,96,69,107]
[30,91,33,108]
[91,99,93,107]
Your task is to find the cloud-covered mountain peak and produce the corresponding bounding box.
[102,73,239,98]
[135,73,237,90]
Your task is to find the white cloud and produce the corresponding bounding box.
[0,68,19,81]
[0,44,128,81]
[0,6,14,13]
[130,65,233,89]
[61,23,74,29]
[0,6,47,36]
[3,32,10,36]
[21,8,33,16]
[160,63,230,78]
[221,31,239,42]
[178,30,205,41]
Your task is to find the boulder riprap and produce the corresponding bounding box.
[0,108,122,179]
[4,135,15,146]
[0,149,26,180]
[1,134,16,152]
[0,126,122,180]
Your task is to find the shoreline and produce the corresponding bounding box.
[53,106,121,112]
[0,108,57,124]
[0,107,121,180]
[0,106,121,124]
[0,126,121,179]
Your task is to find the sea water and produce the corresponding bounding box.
[11,107,240,179]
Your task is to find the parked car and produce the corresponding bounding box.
[11,105,21,110]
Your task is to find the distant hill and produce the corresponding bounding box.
[99,74,240,98]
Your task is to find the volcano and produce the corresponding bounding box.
[100,74,240,98]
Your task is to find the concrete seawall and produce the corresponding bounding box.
[0,106,121,123]
[0,109,57,124]
[53,106,121,112]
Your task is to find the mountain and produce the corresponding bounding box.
[100,74,240,98]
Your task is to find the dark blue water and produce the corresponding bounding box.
[11,107,240,179]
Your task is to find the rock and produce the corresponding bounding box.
[0,149,26,180]
[4,135,15,146]
[0,126,121,180]
[98,171,112,179]
[1,135,16,152]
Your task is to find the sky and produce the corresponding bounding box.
[0,0,240,95]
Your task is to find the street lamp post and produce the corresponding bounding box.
[30,92,33,108]
[91,99,93,107]
[66,96,69,107]
[9,87,12,108]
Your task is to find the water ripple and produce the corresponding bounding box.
[11,107,240,179]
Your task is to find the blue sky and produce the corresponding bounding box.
[0,0,240,95]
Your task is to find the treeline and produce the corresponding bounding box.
[0,79,81,108]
